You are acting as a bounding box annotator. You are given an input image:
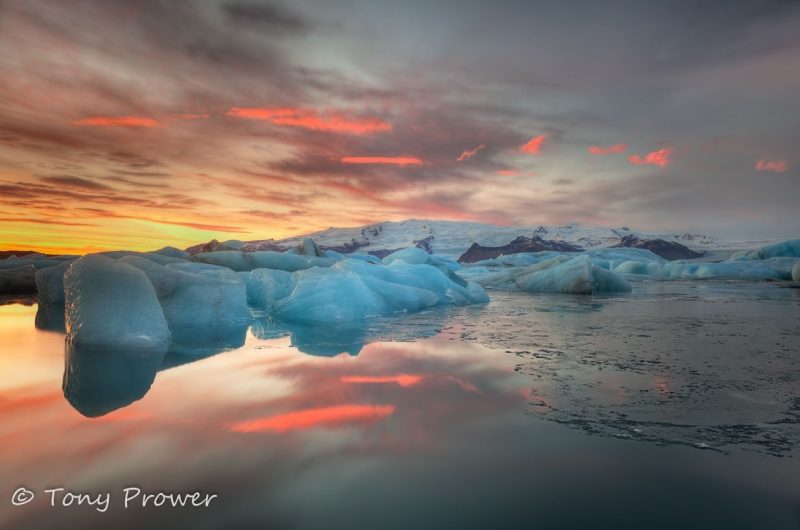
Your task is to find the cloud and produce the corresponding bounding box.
[226,107,392,135]
[72,116,159,127]
[39,175,113,190]
[457,144,485,161]
[170,113,210,120]
[628,148,672,168]
[519,135,546,155]
[589,143,627,155]
[340,156,423,166]
[755,159,788,173]
[222,1,310,34]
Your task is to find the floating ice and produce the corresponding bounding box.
[35,260,73,304]
[194,250,336,272]
[793,262,800,283]
[729,239,800,260]
[240,268,294,310]
[64,255,170,351]
[469,254,632,295]
[0,264,37,294]
[118,256,250,328]
[273,258,487,325]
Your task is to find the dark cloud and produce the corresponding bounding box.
[39,175,114,191]
[223,1,310,33]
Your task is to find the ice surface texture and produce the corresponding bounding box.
[58,243,488,349]
[245,258,488,325]
[64,255,171,351]
[463,240,800,293]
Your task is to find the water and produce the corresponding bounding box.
[0,282,798,529]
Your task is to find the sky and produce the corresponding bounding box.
[0,0,798,253]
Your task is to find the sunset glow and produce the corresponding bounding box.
[341,374,423,387]
[226,107,392,134]
[73,116,160,127]
[589,144,627,155]
[755,159,788,173]
[0,0,797,254]
[519,135,547,155]
[628,148,672,168]
[229,405,396,433]
[340,156,424,166]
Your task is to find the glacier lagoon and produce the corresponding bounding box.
[0,276,799,530]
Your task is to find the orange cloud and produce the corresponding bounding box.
[628,147,672,168]
[755,159,788,173]
[457,144,485,161]
[341,374,422,387]
[340,156,423,166]
[229,405,395,433]
[226,107,391,135]
[73,116,159,127]
[589,143,627,155]
[495,169,520,176]
[171,113,210,120]
[519,134,546,155]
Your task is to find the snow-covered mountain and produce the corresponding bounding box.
[242,219,750,259]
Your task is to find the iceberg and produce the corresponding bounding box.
[729,239,800,260]
[793,262,800,283]
[35,260,73,304]
[118,256,251,328]
[0,264,37,294]
[64,255,171,351]
[273,258,487,325]
[241,268,294,310]
[194,250,336,272]
[503,255,631,294]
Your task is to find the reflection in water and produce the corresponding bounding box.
[251,312,444,357]
[230,404,396,433]
[0,293,799,530]
[63,342,166,417]
[168,322,249,356]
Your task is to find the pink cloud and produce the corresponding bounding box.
[171,113,210,120]
[340,156,423,166]
[226,107,391,135]
[755,159,788,173]
[628,147,672,168]
[589,143,627,155]
[73,116,159,127]
[519,134,546,155]
[457,144,485,161]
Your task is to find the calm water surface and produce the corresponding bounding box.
[0,282,798,530]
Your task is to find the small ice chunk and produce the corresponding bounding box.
[792,262,800,283]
